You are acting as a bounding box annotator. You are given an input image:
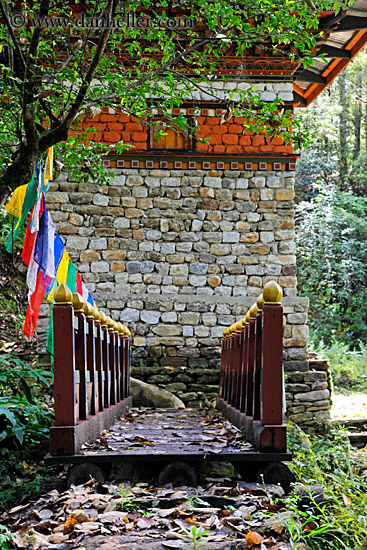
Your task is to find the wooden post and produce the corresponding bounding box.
[118,323,126,399]
[107,318,116,406]
[127,332,132,396]
[53,284,75,427]
[85,304,97,416]
[72,293,88,421]
[115,325,121,403]
[261,282,283,426]
[224,327,233,402]
[231,321,242,408]
[240,314,250,414]
[219,328,226,398]
[94,313,104,413]
[252,294,264,421]
[100,313,111,408]
[245,304,258,418]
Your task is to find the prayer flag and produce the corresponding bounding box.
[66,261,77,293]
[56,249,70,284]
[76,272,83,295]
[4,185,27,219]
[44,147,53,187]
[5,174,38,252]
[24,271,51,338]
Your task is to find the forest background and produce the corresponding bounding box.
[295,49,367,392]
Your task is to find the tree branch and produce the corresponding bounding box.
[0,0,26,74]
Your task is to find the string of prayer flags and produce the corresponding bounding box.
[3,152,98,339]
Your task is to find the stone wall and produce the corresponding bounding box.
[35,160,331,426]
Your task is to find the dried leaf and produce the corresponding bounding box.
[63,517,79,535]
[137,516,156,529]
[246,531,264,548]
[135,435,154,446]
[71,509,90,523]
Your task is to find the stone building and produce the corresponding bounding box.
[38,6,367,429]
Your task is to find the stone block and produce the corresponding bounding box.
[190,262,208,274]
[294,389,330,402]
[152,325,182,337]
[189,275,207,287]
[287,313,308,324]
[120,308,140,322]
[66,236,89,250]
[140,310,160,324]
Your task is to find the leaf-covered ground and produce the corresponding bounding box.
[2,476,294,550]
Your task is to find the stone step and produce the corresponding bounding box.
[331,418,367,448]
[332,417,367,429]
[346,432,367,449]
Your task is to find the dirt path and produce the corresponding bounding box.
[331,393,367,419]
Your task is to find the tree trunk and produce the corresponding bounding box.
[0,145,38,208]
[338,71,348,187]
[354,71,362,161]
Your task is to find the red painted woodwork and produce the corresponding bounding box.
[50,302,132,456]
[217,300,286,453]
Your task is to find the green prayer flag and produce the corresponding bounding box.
[46,303,54,366]
[66,261,77,293]
[5,174,38,253]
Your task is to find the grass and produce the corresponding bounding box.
[286,423,367,549]
[309,336,367,393]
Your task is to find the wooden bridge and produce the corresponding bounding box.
[47,281,291,486]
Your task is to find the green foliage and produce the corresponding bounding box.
[0,354,56,509]
[295,181,367,345]
[0,211,26,250]
[0,525,14,550]
[309,337,367,392]
[286,424,367,549]
[0,0,350,196]
[0,353,53,447]
[176,525,211,550]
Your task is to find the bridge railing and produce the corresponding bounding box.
[49,283,132,456]
[216,281,286,453]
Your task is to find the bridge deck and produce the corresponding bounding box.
[46,408,291,465]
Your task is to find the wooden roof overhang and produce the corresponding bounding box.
[294,0,367,106]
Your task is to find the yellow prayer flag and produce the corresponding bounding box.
[56,249,70,284]
[47,280,58,302]
[44,147,54,182]
[4,185,28,219]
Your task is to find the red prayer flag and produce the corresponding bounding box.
[22,206,36,266]
[76,272,83,295]
[23,270,51,338]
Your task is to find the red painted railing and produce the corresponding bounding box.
[49,283,132,456]
[216,281,286,452]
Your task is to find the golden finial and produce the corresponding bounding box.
[245,311,251,323]
[241,316,248,328]
[223,328,227,337]
[263,281,283,304]
[257,293,264,311]
[93,306,99,321]
[84,302,95,319]
[54,283,73,305]
[126,329,132,338]
[249,303,258,319]
[99,311,108,326]
[117,322,125,334]
[72,292,85,313]
[106,316,114,329]
[235,320,243,333]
